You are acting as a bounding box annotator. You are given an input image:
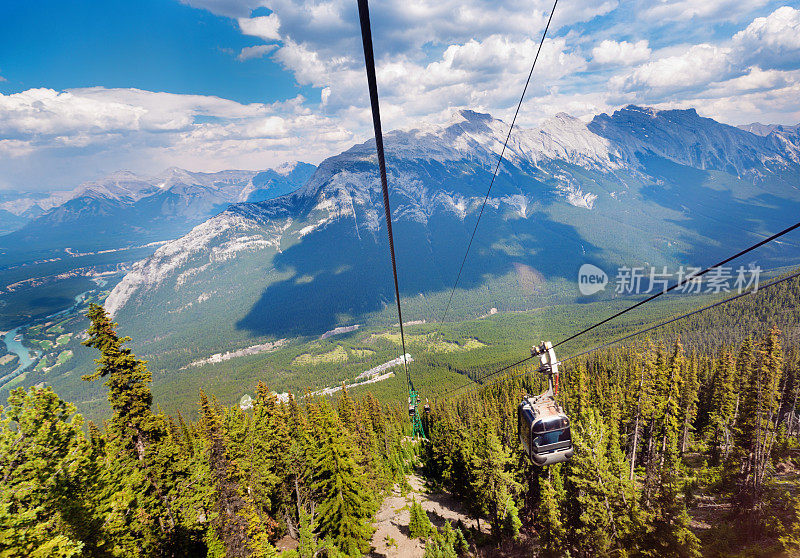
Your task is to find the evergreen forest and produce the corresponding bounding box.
[5,273,800,557]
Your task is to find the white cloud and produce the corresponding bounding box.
[592,39,651,66]
[238,14,281,41]
[642,0,769,22]
[237,44,277,61]
[0,139,34,157]
[4,1,800,191]
[274,31,586,126]
[0,87,355,190]
[705,67,795,96]
[607,6,800,100]
[0,88,153,137]
[610,43,734,93]
[180,0,265,18]
[645,81,800,127]
[733,6,800,70]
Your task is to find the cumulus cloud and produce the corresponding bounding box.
[611,44,734,93]
[4,1,800,191]
[0,87,356,189]
[644,81,800,128]
[592,40,651,66]
[180,0,265,18]
[238,14,281,41]
[237,44,277,61]
[733,6,800,70]
[608,6,800,101]
[0,88,153,138]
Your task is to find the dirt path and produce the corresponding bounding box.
[371,474,482,558]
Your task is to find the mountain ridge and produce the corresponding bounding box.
[0,163,316,260]
[104,105,800,349]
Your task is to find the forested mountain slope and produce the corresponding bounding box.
[5,271,800,556]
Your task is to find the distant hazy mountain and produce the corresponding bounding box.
[0,190,70,234]
[0,209,30,236]
[0,163,316,260]
[105,105,800,355]
[738,122,800,136]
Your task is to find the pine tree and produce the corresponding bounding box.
[536,469,566,556]
[680,356,700,453]
[0,387,97,557]
[734,336,755,446]
[199,390,259,557]
[645,341,700,557]
[311,401,374,556]
[707,352,737,464]
[409,498,433,539]
[626,351,652,482]
[736,328,784,521]
[423,522,462,558]
[243,384,285,525]
[502,497,522,541]
[81,304,189,554]
[297,507,316,558]
[82,303,156,457]
[470,419,519,538]
[569,407,642,556]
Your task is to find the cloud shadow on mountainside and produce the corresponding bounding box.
[638,154,800,268]
[235,208,602,338]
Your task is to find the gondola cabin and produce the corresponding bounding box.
[408,390,419,418]
[518,394,573,465]
[518,341,574,466]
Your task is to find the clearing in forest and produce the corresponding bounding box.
[370,474,481,558]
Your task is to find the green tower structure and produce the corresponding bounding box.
[408,388,426,439]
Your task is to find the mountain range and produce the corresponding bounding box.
[0,162,317,263]
[101,105,800,365]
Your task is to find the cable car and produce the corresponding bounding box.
[518,342,574,466]
[423,398,430,414]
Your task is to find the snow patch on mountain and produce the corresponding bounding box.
[197,291,215,304]
[503,194,530,218]
[560,183,598,209]
[516,113,621,171]
[402,109,619,173]
[0,192,73,216]
[276,160,301,175]
[444,195,470,220]
[212,235,274,262]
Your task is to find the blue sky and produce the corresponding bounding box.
[1,0,799,191]
[0,0,306,104]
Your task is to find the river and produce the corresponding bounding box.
[0,327,37,389]
[0,290,91,390]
